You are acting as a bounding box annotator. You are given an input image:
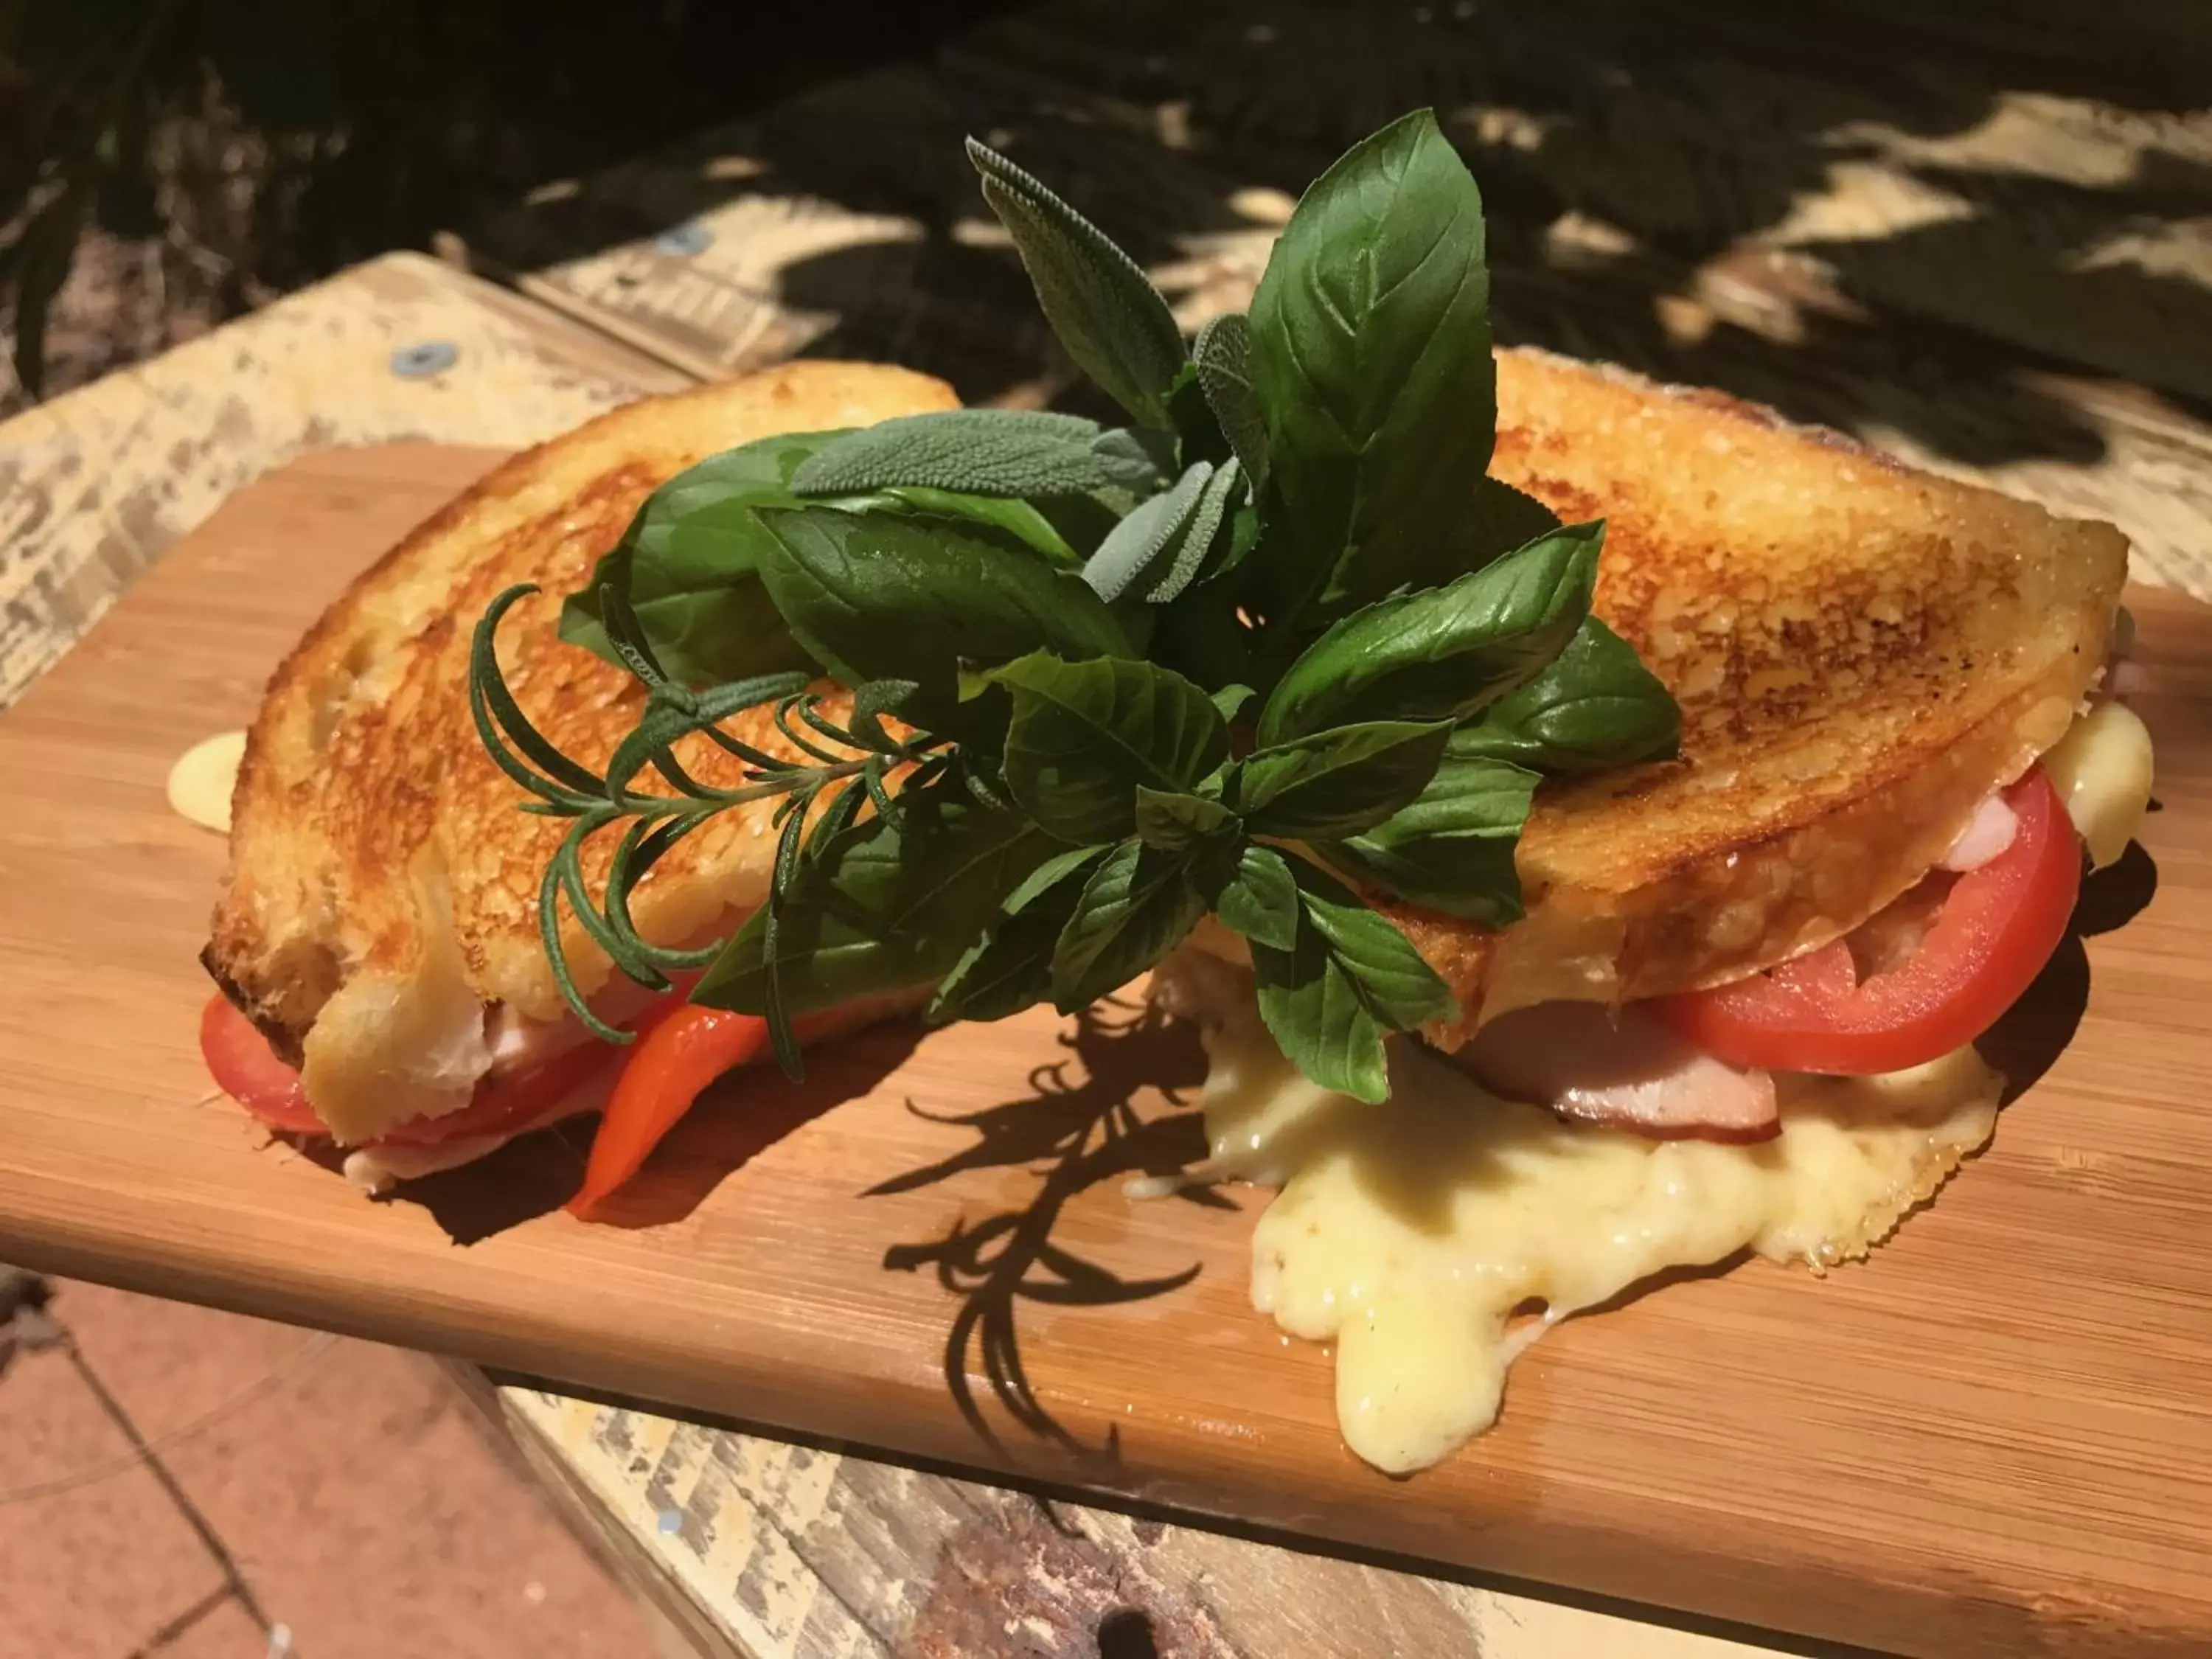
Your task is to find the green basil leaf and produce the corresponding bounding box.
[865,485,1080,566]
[695,787,1050,1015]
[967,137,1189,428]
[1133,787,1234,852]
[560,431,837,684]
[1247,108,1495,628]
[1050,838,1208,1011]
[1248,852,1455,1103]
[1212,842,1298,953]
[1209,683,1256,723]
[991,651,1228,843]
[1462,476,1562,566]
[1256,522,1602,744]
[1229,720,1453,841]
[929,844,1110,1022]
[1082,461,1212,602]
[1321,754,1540,925]
[1449,616,1682,772]
[789,409,1110,498]
[1192,312,1269,490]
[754,507,1130,702]
[1395,475,1567,593]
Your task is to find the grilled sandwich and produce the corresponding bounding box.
[1196,347,2128,1037]
[198,347,2133,1192]
[203,361,958,1186]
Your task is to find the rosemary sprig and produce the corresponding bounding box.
[468,581,941,1046]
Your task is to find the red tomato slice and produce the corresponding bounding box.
[198,979,700,1149]
[200,998,324,1133]
[1652,767,2081,1075]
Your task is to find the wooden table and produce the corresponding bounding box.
[8,4,2210,1653]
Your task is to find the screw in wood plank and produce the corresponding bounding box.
[653,221,713,257]
[389,341,459,378]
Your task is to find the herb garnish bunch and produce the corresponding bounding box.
[472,109,1680,1102]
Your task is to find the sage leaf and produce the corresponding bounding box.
[790,408,1110,498]
[1450,616,1682,772]
[1091,426,1178,493]
[1212,843,1298,953]
[755,507,1130,703]
[1050,838,1208,1011]
[1256,521,1602,744]
[1229,720,1453,841]
[1133,786,1234,852]
[967,137,1188,428]
[1082,461,1212,602]
[1321,754,1540,926]
[1145,456,1244,604]
[1248,853,1455,1103]
[697,786,1051,1016]
[930,844,1110,1022]
[1192,312,1269,489]
[1248,108,1495,628]
[991,651,1228,843]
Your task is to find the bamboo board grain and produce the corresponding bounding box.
[2,448,2210,1659]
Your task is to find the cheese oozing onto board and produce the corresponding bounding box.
[167,729,247,832]
[1155,954,2003,1475]
[2045,700,2154,870]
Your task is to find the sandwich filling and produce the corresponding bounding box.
[1147,691,2152,1470]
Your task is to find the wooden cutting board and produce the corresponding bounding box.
[4,445,2210,1659]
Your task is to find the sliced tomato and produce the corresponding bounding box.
[200,997,324,1133]
[198,981,698,1150]
[1652,768,2081,1075]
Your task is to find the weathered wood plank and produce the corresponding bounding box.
[500,1391,1795,1659]
[0,251,686,706]
[458,4,2212,596]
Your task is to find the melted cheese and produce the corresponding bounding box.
[1169,959,2001,1474]
[167,730,247,832]
[2042,701,2154,870]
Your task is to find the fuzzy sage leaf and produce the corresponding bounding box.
[790,409,1110,498]
[967,137,1188,428]
[1192,313,1269,489]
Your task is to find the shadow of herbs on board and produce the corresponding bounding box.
[870,995,1225,1466]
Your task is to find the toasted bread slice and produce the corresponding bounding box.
[1392,348,2126,1040]
[206,361,958,1143]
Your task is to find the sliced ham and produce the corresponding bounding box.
[1455,1001,1779,1141]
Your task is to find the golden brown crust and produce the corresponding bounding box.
[206,361,958,1141]
[1405,348,2126,1040]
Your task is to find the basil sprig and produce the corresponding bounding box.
[477,108,1681,1102]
